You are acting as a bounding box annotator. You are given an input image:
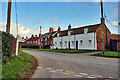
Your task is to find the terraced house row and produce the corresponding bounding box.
[21,18,120,51]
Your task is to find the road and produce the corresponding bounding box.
[23,50,118,78]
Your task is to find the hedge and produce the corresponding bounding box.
[1,31,17,64]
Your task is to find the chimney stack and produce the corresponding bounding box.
[101,18,105,24]
[35,35,37,38]
[49,27,54,33]
[22,37,24,39]
[58,26,61,31]
[68,24,71,30]
[39,33,41,37]
[31,34,34,38]
[26,36,28,40]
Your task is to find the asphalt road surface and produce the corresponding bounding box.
[23,50,118,78]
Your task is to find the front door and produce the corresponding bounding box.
[110,39,117,51]
[76,41,78,50]
[68,41,70,49]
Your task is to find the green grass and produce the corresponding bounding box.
[23,48,95,53]
[92,51,120,58]
[2,49,35,78]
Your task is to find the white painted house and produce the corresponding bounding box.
[51,20,111,51]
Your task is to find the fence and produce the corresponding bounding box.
[1,31,17,64]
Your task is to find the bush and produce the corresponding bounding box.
[22,45,39,49]
[1,31,17,64]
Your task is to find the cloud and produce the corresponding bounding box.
[33,21,43,25]
[107,21,118,27]
[51,19,58,23]
[0,22,48,38]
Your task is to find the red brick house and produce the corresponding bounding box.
[40,27,60,48]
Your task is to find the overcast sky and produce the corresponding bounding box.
[0,0,119,38]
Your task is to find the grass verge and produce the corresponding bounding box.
[2,49,35,78]
[23,48,95,53]
[92,51,120,58]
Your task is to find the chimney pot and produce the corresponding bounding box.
[31,34,34,38]
[35,35,37,38]
[26,36,28,40]
[58,27,61,31]
[68,24,71,30]
[22,37,24,39]
[49,27,54,33]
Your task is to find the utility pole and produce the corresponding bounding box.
[40,26,42,34]
[101,0,105,54]
[40,26,42,48]
[6,0,12,33]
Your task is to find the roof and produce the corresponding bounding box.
[42,31,57,38]
[25,37,40,41]
[56,24,101,37]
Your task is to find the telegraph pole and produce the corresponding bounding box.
[40,26,42,48]
[40,26,42,34]
[6,0,12,33]
[101,0,105,54]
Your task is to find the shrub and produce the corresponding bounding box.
[1,31,17,64]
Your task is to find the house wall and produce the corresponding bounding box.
[76,32,97,50]
[52,32,97,50]
[96,24,111,51]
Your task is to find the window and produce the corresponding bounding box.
[72,41,74,46]
[33,40,36,43]
[80,40,83,46]
[36,40,38,43]
[68,31,73,36]
[64,41,67,46]
[57,33,60,37]
[31,41,32,43]
[59,41,62,46]
[88,27,91,31]
[88,40,92,46]
[55,42,57,46]
[84,28,88,34]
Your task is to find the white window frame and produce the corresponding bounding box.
[80,40,83,46]
[64,41,67,47]
[88,40,92,46]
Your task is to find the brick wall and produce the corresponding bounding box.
[109,34,120,52]
[96,24,111,51]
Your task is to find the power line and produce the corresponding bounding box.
[15,0,19,36]
[104,13,118,27]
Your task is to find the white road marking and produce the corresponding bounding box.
[56,69,63,72]
[87,76,96,78]
[97,75,103,78]
[78,73,88,75]
[108,77,113,78]
[74,74,83,77]
[49,70,58,73]
[37,67,103,78]
[66,71,75,74]
[62,72,70,75]
[46,68,52,70]
[90,75,96,77]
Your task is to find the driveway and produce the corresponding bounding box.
[23,50,118,78]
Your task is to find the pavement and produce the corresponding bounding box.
[23,50,118,78]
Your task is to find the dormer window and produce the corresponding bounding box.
[57,33,60,37]
[68,31,71,36]
[84,28,88,34]
[68,31,73,36]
